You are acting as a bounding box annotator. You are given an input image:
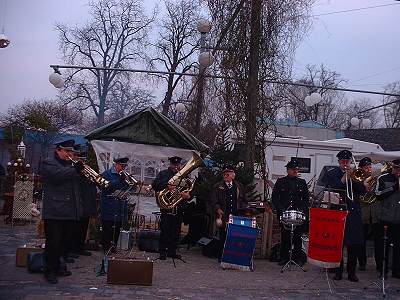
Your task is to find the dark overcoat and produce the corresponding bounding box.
[41,154,82,220]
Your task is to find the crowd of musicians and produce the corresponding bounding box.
[41,138,400,285]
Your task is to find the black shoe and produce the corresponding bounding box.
[348,274,359,282]
[168,253,182,259]
[78,250,92,256]
[333,273,342,281]
[295,259,305,267]
[57,270,72,277]
[44,272,58,284]
[68,253,79,259]
[358,265,366,271]
[159,253,167,260]
[64,257,75,263]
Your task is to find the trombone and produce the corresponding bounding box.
[344,156,357,201]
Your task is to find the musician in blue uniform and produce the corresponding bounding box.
[375,159,400,279]
[100,157,129,253]
[271,159,309,266]
[320,150,364,282]
[152,156,190,260]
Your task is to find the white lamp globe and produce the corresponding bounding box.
[310,92,322,105]
[361,118,371,128]
[197,19,211,34]
[49,72,64,88]
[0,33,10,48]
[198,51,214,68]
[175,103,186,113]
[350,117,360,127]
[304,95,313,107]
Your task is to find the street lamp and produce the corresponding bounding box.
[17,140,26,159]
[350,116,371,129]
[175,102,186,113]
[49,68,64,88]
[305,92,322,107]
[0,33,10,48]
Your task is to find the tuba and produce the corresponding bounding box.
[68,156,110,189]
[156,152,205,210]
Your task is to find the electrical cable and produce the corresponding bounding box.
[312,2,400,17]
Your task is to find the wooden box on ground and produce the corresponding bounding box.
[16,246,43,267]
[107,258,153,286]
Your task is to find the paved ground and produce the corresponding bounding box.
[1,222,400,300]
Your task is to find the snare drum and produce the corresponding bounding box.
[280,210,306,226]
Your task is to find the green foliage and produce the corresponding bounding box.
[2,125,24,144]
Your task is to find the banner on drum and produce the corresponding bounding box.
[307,208,348,268]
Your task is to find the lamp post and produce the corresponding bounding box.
[193,19,213,136]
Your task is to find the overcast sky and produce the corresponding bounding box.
[0,0,399,113]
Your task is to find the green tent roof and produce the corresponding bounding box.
[85,107,209,152]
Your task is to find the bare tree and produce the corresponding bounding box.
[57,0,154,127]
[206,0,313,173]
[150,0,199,116]
[344,98,380,129]
[0,99,83,157]
[383,82,400,128]
[281,64,348,128]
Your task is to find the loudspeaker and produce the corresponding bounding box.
[201,238,222,258]
[138,229,160,252]
[16,246,43,267]
[27,252,44,273]
[107,258,153,286]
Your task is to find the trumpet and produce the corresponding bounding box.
[119,170,140,186]
[68,156,110,189]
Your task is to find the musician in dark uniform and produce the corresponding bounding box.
[210,165,247,258]
[357,156,373,271]
[41,139,84,284]
[152,156,190,260]
[375,159,400,279]
[100,157,129,253]
[271,159,309,266]
[75,149,97,256]
[320,150,364,282]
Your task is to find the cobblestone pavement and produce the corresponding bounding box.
[1,222,400,300]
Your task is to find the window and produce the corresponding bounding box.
[144,160,156,184]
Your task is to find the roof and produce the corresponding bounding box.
[85,107,209,152]
[344,128,400,151]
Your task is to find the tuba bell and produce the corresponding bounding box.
[156,152,205,210]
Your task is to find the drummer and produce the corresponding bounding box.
[271,159,310,266]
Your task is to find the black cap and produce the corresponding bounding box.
[222,164,236,173]
[77,151,88,159]
[359,157,372,168]
[113,157,129,165]
[285,159,299,169]
[336,150,353,160]
[54,139,75,151]
[168,156,182,165]
[73,144,81,153]
[392,159,400,168]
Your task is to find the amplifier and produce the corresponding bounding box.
[107,258,153,286]
[16,246,43,267]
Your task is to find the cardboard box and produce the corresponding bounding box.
[107,258,153,286]
[16,246,43,267]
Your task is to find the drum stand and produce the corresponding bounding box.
[281,223,306,273]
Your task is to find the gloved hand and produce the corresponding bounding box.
[74,160,85,173]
